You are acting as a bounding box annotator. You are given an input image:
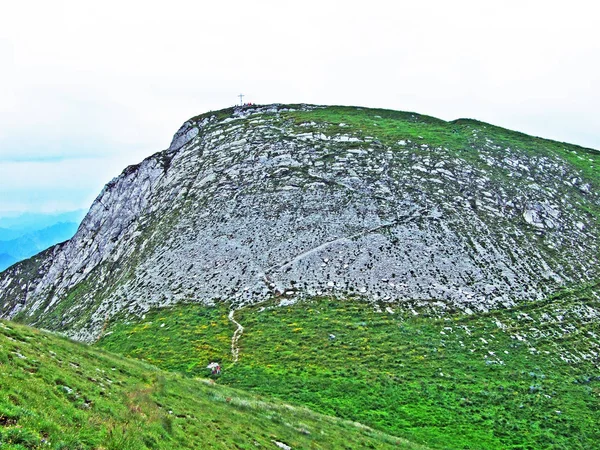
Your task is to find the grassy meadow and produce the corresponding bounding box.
[0,319,422,449]
[98,282,600,449]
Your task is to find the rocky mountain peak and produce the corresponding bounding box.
[1,104,598,341]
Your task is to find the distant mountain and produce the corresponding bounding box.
[0,210,86,271]
[0,228,23,241]
[0,253,17,271]
[0,221,81,271]
[0,210,86,236]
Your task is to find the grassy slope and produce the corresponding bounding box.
[99,282,600,450]
[0,321,422,450]
[284,105,599,163]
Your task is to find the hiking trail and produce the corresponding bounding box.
[228,309,244,364]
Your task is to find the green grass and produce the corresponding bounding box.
[98,282,600,449]
[0,320,424,449]
[283,106,469,152]
[99,304,234,374]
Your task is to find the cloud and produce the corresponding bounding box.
[0,0,598,213]
[0,157,139,213]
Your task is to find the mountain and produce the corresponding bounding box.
[1,104,599,449]
[0,210,86,271]
[0,228,25,241]
[0,222,81,271]
[0,210,86,234]
[0,319,413,449]
[0,104,598,342]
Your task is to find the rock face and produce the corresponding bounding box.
[0,104,599,341]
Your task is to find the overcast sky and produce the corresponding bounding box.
[1,0,598,215]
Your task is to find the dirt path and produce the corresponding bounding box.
[228,309,244,364]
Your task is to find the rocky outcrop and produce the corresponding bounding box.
[0,104,598,341]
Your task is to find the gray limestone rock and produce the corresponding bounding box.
[0,104,598,342]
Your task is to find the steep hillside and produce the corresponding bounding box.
[97,282,600,449]
[0,104,598,341]
[0,319,418,449]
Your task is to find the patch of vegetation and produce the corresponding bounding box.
[0,320,419,449]
[98,282,600,449]
[283,106,471,152]
[190,107,236,123]
[100,303,234,373]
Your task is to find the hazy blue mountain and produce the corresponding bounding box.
[0,221,82,271]
[0,228,24,241]
[0,253,17,271]
[0,209,86,271]
[0,210,86,236]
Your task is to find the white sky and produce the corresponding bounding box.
[1,0,599,214]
